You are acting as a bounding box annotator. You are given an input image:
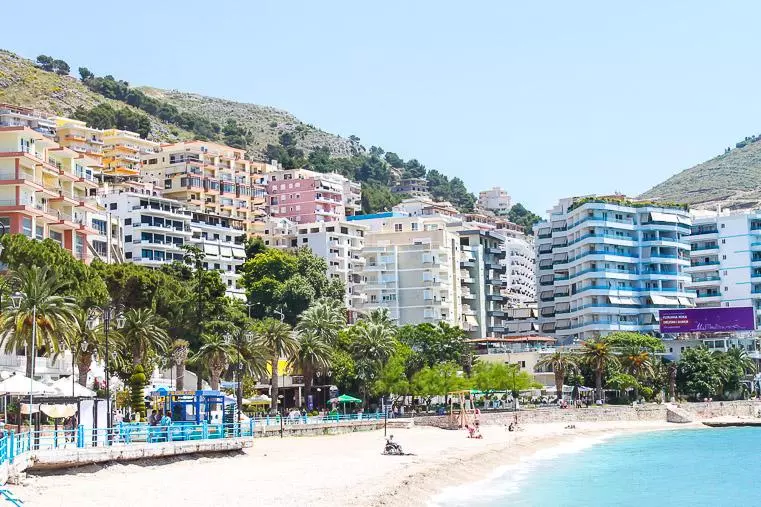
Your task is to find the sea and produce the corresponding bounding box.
[431,427,761,506]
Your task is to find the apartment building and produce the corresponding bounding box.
[477,186,512,214]
[535,196,695,343]
[0,103,56,136]
[101,128,159,179]
[263,218,367,315]
[392,177,429,198]
[504,233,536,305]
[458,230,508,338]
[503,305,540,336]
[353,215,461,325]
[0,126,102,261]
[141,141,270,235]
[686,209,761,326]
[102,187,192,268]
[267,168,358,224]
[190,210,246,299]
[54,117,105,168]
[392,196,459,218]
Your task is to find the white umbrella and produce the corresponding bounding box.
[50,376,96,397]
[0,373,55,395]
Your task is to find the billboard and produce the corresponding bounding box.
[659,307,756,333]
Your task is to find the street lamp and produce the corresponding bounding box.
[10,291,34,429]
[88,305,125,430]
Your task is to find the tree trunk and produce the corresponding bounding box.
[303,365,314,409]
[77,353,92,387]
[595,370,603,403]
[175,361,186,391]
[196,366,203,390]
[270,355,279,415]
[555,369,564,402]
[25,344,33,379]
[210,370,220,391]
[668,364,677,402]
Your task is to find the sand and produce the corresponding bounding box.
[9,420,699,507]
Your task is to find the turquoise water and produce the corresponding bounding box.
[434,428,761,506]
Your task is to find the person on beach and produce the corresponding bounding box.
[160,411,172,441]
[149,409,160,426]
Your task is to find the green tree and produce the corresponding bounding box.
[255,318,297,413]
[471,362,539,394]
[69,309,112,387]
[52,59,70,75]
[119,308,169,367]
[603,332,665,353]
[412,362,470,398]
[606,373,640,394]
[0,265,77,378]
[580,339,619,402]
[295,298,346,347]
[371,344,413,404]
[36,55,55,72]
[129,365,147,417]
[192,333,235,390]
[505,203,542,233]
[78,67,94,81]
[535,351,578,399]
[676,347,723,400]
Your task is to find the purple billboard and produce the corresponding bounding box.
[659,307,756,333]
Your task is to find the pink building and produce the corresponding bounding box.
[267,168,356,224]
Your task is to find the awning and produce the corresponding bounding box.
[651,295,679,305]
[220,246,233,257]
[650,212,677,223]
[678,296,693,306]
[232,247,246,259]
[676,215,691,225]
[465,315,478,326]
[609,296,639,305]
[203,244,219,255]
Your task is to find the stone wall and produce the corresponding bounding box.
[254,419,389,438]
[413,401,761,428]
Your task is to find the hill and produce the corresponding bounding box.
[0,49,543,218]
[640,136,761,210]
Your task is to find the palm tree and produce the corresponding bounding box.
[535,350,577,400]
[351,322,396,365]
[255,318,297,414]
[621,347,654,399]
[192,334,235,390]
[363,308,395,329]
[290,331,332,407]
[119,308,169,367]
[0,265,77,378]
[171,339,190,390]
[295,298,346,347]
[69,309,106,387]
[580,339,618,403]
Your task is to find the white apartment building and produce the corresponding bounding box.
[102,187,193,268]
[687,209,761,326]
[535,196,695,343]
[477,186,512,214]
[190,210,247,299]
[354,215,462,325]
[0,103,56,136]
[262,218,367,315]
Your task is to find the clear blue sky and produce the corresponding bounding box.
[4,1,760,214]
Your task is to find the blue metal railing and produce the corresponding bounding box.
[0,413,384,467]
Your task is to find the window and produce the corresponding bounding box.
[124,218,132,226]
[721,239,726,244]
[411,223,419,231]
[125,252,132,259]
[302,238,308,243]
[214,263,221,270]
[722,255,726,260]
[22,217,32,238]
[109,203,117,210]
[394,223,403,232]
[35,225,44,240]
[75,234,84,258]
[721,223,725,228]
[125,235,132,243]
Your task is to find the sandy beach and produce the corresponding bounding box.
[6,419,699,507]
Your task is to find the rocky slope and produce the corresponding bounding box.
[640,137,761,210]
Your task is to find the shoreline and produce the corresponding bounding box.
[367,420,704,507]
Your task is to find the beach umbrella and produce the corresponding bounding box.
[50,376,96,397]
[0,373,55,396]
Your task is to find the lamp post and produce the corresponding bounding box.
[10,291,33,430]
[88,305,125,430]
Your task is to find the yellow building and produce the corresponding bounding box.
[141,141,272,235]
[0,126,102,261]
[53,117,104,168]
[102,128,159,179]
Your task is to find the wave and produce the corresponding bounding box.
[428,432,620,507]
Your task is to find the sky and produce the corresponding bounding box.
[4,1,761,215]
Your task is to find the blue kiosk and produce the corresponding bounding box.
[150,389,232,440]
